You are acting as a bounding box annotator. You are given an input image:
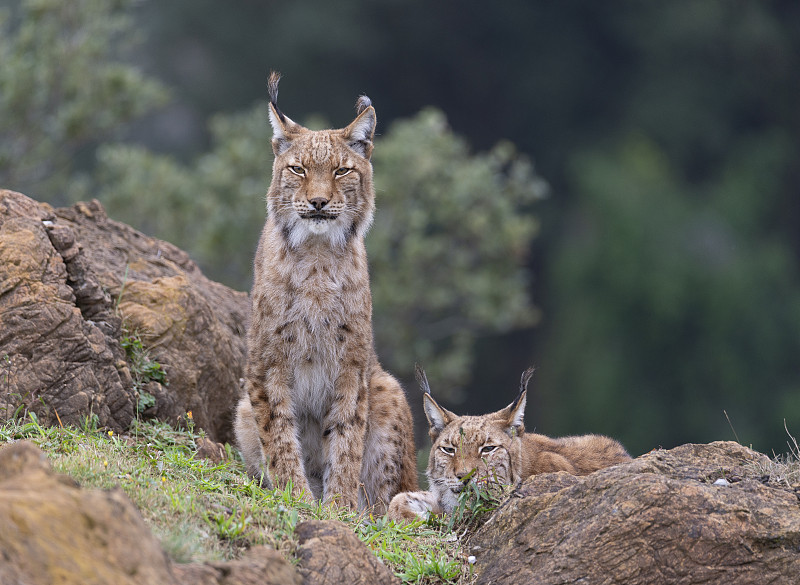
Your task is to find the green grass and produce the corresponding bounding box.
[0,414,480,584]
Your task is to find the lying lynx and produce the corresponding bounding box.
[234,72,417,512]
[387,367,631,521]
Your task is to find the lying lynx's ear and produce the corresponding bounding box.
[343,96,376,159]
[417,365,456,439]
[267,71,303,155]
[423,393,455,440]
[495,367,535,437]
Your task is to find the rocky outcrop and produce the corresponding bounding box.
[472,441,800,585]
[0,190,248,442]
[0,440,177,585]
[172,547,302,585]
[0,191,135,431]
[295,521,401,585]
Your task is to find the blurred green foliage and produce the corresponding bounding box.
[0,0,167,201]
[369,109,546,391]
[540,136,800,453]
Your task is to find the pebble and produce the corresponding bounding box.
[713,478,730,487]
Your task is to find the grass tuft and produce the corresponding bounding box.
[746,422,800,488]
[439,470,510,535]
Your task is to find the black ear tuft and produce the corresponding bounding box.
[356,95,372,115]
[268,70,286,123]
[509,367,535,412]
[520,367,535,393]
[415,364,432,395]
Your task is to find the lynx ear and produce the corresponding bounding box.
[496,367,534,437]
[267,71,303,155]
[423,393,454,440]
[417,365,456,439]
[343,96,376,159]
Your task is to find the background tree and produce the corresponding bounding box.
[369,109,546,392]
[0,0,166,202]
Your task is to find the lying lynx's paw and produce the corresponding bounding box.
[387,490,442,522]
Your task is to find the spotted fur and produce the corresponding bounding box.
[387,367,631,521]
[234,73,417,512]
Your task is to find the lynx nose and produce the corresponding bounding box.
[455,469,471,483]
[309,197,329,211]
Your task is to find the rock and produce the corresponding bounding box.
[172,546,302,585]
[295,520,401,585]
[0,440,177,585]
[0,190,249,442]
[472,441,800,585]
[0,190,135,431]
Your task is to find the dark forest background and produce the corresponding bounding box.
[2,0,799,457]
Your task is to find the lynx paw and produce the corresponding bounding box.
[386,491,441,522]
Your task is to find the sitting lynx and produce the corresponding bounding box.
[387,367,631,521]
[234,72,417,512]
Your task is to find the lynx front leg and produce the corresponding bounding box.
[247,367,314,501]
[322,367,369,509]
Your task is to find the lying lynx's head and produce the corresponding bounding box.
[418,366,535,513]
[266,72,377,249]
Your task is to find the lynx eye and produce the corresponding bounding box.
[480,445,498,455]
[334,167,352,177]
[439,445,456,456]
[288,165,306,176]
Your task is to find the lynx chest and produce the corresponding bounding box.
[266,254,371,419]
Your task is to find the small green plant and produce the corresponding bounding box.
[393,550,462,584]
[204,508,251,541]
[137,391,157,412]
[444,470,509,533]
[80,412,100,433]
[120,329,167,415]
[121,333,167,386]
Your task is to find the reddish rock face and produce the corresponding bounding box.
[0,190,135,431]
[472,441,800,585]
[0,189,248,442]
